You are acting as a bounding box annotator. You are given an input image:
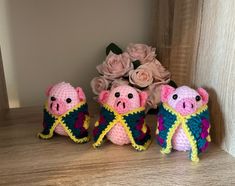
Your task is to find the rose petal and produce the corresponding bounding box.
[141,59,171,83]
[145,83,162,110]
[90,76,110,95]
[126,43,156,64]
[129,66,153,88]
[111,79,129,90]
[96,52,133,80]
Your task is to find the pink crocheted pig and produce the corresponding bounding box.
[156,85,210,160]
[93,85,151,151]
[38,82,90,143]
[47,82,86,135]
[102,86,147,145]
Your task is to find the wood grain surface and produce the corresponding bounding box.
[193,0,235,157]
[0,106,235,186]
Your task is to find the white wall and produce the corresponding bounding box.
[194,0,235,156]
[0,0,153,107]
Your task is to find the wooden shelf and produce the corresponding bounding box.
[0,106,235,185]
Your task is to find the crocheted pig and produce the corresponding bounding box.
[156,85,211,162]
[38,82,90,143]
[93,85,151,151]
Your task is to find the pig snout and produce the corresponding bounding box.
[175,98,197,116]
[114,98,130,114]
[49,100,66,115]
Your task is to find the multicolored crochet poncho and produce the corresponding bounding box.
[38,101,90,143]
[156,103,211,162]
[93,104,151,151]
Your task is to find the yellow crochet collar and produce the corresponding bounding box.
[162,103,208,120]
[102,103,145,117]
[44,101,87,119]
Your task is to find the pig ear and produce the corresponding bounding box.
[45,85,53,97]
[161,85,175,102]
[139,91,148,107]
[98,90,110,104]
[76,87,86,101]
[197,88,209,104]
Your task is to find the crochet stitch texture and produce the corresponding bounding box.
[156,103,211,162]
[38,101,90,143]
[93,104,151,151]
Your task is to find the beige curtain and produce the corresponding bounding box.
[152,0,202,86]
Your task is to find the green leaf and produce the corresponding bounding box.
[106,43,123,55]
[132,60,141,69]
[168,80,177,88]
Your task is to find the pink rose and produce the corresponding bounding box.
[96,52,133,80]
[126,43,156,64]
[141,59,171,83]
[145,83,163,111]
[129,66,153,88]
[90,76,110,95]
[111,79,129,90]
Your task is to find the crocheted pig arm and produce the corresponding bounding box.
[61,103,90,143]
[187,108,211,155]
[197,87,211,151]
[156,104,178,154]
[38,108,57,139]
[123,110,152,151]
[156,85,182,154]
[186,87,210,160]
[93,106,116,147]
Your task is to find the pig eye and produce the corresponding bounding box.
[196,95,201,102]
[115,92,120,98]
[51,96,56,101]
[172,94,178,100]
[66,98,72,103]
[128,93,133,99]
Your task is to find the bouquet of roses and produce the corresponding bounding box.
[90,43,172,112]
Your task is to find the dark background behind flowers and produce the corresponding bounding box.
[91,43,176,112]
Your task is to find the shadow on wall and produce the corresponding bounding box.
[207,87,225,147]
[0,48,9,109]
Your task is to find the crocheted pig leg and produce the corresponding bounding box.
[54,123,68,136]
[106,122,130,145]
[172,125,191,151]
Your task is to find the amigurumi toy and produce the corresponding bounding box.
[156,85,211,162]
[38,82,90,143]
[93,85,151,151]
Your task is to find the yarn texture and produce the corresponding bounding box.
[156,103,210,162]
[38,101,90,143]
[106,123,131,145]
[172,126,191,151]
[93,104,151,151]
[156,85,211,162]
